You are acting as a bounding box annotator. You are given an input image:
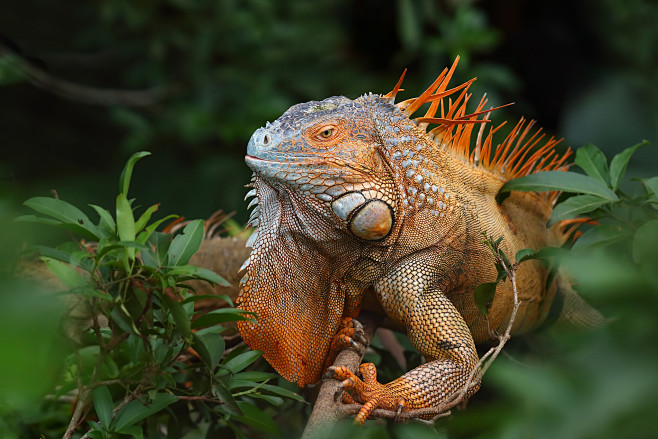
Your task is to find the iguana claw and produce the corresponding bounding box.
[327,317,367,360]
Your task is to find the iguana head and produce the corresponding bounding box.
[245,95,399,242]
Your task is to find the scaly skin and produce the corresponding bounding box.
[236,58,571,422]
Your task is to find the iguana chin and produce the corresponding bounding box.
[236,57,602,423]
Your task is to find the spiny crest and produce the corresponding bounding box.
[383,56,572,189]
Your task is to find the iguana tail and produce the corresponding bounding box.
[552,275,607,330]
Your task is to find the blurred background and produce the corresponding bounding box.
[1,0,656,224]
[1,0,657,438]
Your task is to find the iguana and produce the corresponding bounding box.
[236,57,602,423]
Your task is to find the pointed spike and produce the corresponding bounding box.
[248,207,260,223]
[247,218,259,229]
[247,197,259,209]
[244,189,257,200]
[246,229,258,247]
[239,273,249,286]
[383,68,407,102]
[239,257,251,272]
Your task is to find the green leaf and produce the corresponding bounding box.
[532,246,567,260]
[114,425,143,439]
[136,215,178,245]
[92,386,114,429]
[13,214,62,226]
[233,402,279,433]
[473,282,497,316]
[162,294,191,338]
[514,248,536,263]
[141,231,172,268]
[167,220,204,266]
[115,194,135,242]
[192,331,225,370]
[643,177,658,209]
[497,171,619,202]
[116,194,136,260]
[35,245,71,264]
[609,140,648,190]
[548,194,611,226]
[574,144,610,185]
[119,151,151,195]
[260,384,306,402]
[632,219,658,264]
[89,204,116,235]
[23,197,100,239]
[231,371,278,382]
[642,176,658,198]
[192,308,255,329]
[182,294,234,307]
[110,306,139,336]
[221,350,262,374]
[250,393,284,406]
[213,384,242,416]
[110,393,177,432]
[166,265,231,286]
[220,350,262,374]
[571,224,632,252]
[134,203,160,234]
[97,240,148,258]
[41,257,87,287]
[69,250,92,269]
[228,379,262,391]
[85,422,105,439]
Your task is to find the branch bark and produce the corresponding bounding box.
[302,312,382,439]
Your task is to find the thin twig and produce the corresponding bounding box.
[0,43,179,107]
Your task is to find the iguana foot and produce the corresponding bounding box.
[329,317,367,357]
[329,362,407,424]
[328,361,478,424]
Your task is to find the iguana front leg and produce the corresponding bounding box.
[329,254,480,423]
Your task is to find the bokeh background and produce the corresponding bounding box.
[2,0,656,224]
[1,0,657,438]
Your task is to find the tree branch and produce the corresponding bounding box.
[302,312,382,439]
[0,42,179,107]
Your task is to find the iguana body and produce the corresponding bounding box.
[236,58,584,421]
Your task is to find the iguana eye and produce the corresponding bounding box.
[318,127,334,139]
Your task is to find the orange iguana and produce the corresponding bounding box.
[236,57,602,423]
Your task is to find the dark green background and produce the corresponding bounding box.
[2,0,656,225]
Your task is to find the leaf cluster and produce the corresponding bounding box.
[11,153,304,438]
[497,141,658,264]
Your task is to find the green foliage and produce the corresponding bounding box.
[463,141,658,439]
[4,153,304,438]
[498,141,651,227]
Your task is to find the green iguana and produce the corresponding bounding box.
[236,57,603,423]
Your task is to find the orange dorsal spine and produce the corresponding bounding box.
[385,57,572,201]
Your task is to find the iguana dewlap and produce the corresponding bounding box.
[236,58,574,421]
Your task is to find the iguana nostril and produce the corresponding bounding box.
[263,133,271,145]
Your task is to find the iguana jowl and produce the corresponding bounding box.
[236,58,592,422]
